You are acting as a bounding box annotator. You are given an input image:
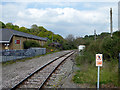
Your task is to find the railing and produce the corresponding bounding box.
[0,48,46,62]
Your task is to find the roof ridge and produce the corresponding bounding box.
[11,29,41,38]
[1,28,47,42]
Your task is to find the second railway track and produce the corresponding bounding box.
[11,51,75,89]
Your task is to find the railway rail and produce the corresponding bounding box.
[11,51,75,89]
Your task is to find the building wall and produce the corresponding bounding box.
[12,36,27,50]
[1,35,47,50]
[12,36,21,50]
[21,36,27,49]
[9,37,14,50]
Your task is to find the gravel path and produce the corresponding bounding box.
[2,50,71,88]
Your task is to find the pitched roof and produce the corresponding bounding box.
[0,29,47,43]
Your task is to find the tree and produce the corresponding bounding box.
[30,24,40,35]
[63,34,77,50]
[31,24,39,30]
[0,21,6,28]
[65,34,75,42]
[13,25,19,31]
[6,23,14,29]
[1,21,67,50]
[19,27,29,33]
[75,37,85,46]
[38,26,47,32]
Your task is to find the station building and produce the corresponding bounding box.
[0,29,47,50]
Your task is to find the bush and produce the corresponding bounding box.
[62,41,77,50]
[77,31,120,64]
[101,36,120,60]
[23,40,41,49]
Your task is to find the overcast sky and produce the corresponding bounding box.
[0,0,119,38]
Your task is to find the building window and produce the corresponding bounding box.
[15,40,21,44]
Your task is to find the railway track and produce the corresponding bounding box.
[11,51,75,89]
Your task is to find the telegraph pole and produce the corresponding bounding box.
[94,29,96,41]
[110,8,113,38]
[118,2,120,31]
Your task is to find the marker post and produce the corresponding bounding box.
[97,66,100,88]
[96,54,103,89]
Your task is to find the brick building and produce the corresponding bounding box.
[0,29,47,50]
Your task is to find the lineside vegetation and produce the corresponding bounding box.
[73,31,120,87]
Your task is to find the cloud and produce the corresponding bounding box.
[1,2,118,37]
[17,7,108,24]
[2,0,120,2]
[1,2,27,23]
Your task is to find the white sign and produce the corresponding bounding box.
[96,54,103,66]
[78,45,85,51]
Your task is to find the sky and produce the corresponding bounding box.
[0,0,119,38]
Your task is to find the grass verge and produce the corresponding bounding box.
[73,55,119,88]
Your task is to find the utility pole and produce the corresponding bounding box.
[118,2,120,31]
[110,8,113,38]
[94,29,96,41]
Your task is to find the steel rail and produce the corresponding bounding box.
[11,51,74,90]
[39,51,75,89]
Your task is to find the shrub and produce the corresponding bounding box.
[101,36,120,60]
[23,40,41,49]
[77,31,120,64]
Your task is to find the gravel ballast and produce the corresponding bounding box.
[2,50,71,88]
[44,51,78,88]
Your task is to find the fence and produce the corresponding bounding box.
[0,48,46,62]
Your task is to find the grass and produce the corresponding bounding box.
[73,65,97,85]
[2,50,59,66]
[73,56,119,87]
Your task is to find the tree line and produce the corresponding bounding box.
[0,21,77,50]
[1,20,119,56]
